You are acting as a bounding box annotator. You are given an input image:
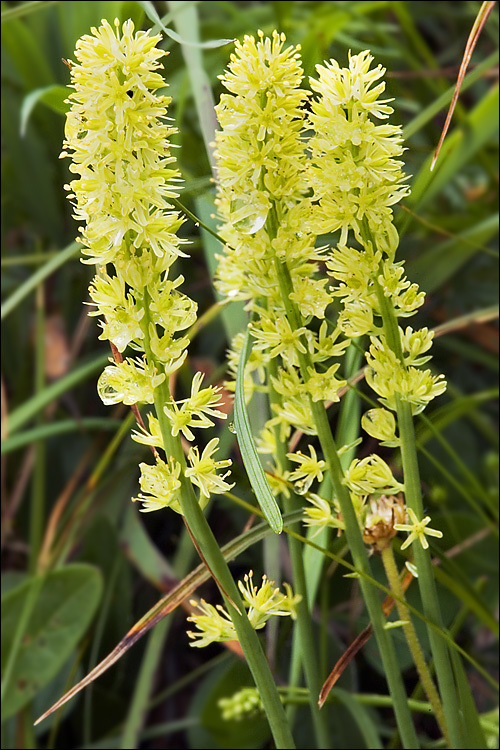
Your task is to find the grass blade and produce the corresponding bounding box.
[234,327,283,534]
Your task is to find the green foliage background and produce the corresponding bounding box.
[1,1,498,748]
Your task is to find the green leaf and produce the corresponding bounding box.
[234,328,283,534]
[451,650,487,748]
[1,564,103,721]
[20,84,69,135]
[138,1,234,49]
[1,241,80,321]
[407,214,499,294]
[6,353,109,434]
[405,83,499,218]
[332,688,383,749]
[1,418,122,455]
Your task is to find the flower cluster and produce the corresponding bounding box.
[63,19,232,513]
[308,51,446,418]
[214,31,349,492]
[214,38,446,551]
[187,571,300,648]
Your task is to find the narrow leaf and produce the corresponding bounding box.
[20,85,69,136]
[234,328,283,533]
[6,353,109,434]
[34,513,302,726]
[1,241,79,321]
[137,1,234,48]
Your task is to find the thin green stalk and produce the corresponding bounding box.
[264,272,330,746]
[140,291,295,749]
[396,397,462,748]
[271,256,419,748]
[30,280,46,574]
[370,265,463,747]
[381,545,449,743]
[121,504,198,749]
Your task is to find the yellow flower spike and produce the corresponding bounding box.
[394,508,444,550]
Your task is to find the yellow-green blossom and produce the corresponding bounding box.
[344,454,404,496]
[61,19,186,284]
[97,357,165,405]
[394,508,443,550]
[187,571,300,647]
[238,571,301,628]
[303,493,343,537]
[308,50,409,250]
[185,438,234,498]
[187,599,237,648]
[365,337,447,415]
[163,372,228,441]
[361,408,400,447]
[133,456,182,513]
[287,445,326,492]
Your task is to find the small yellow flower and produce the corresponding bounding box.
[287,445,325,492]
[186,571,300,647]
[394,508,443,550]
[185,438,234,498]
[186,599,237,648]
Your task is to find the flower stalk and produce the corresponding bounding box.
[62,19,296,748]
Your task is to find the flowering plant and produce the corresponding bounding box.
[21,10,495,750]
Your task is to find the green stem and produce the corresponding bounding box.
[271,256,419,748]
[140,292,295,749]
[30,278,46,574]
[369,258,462,747]
[266,305,330,747]
[381,545,450,743]
[396,396,461,748]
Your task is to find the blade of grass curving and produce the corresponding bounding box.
[20,84,69,136]
[34,510,301,726]
[404,83,499,219]
[1,418,122,455]
[1,1,59,24]
[138,1,234,49]
[6,353,109,434]
[1,241,79,320]
[234,326,283,534]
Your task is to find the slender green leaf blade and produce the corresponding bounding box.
[1,241,79,320]
[234,328,283,534]
[138,1,234,48]
[451,650,488,748]
[6,353,109,434]
[20,84,69,135]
